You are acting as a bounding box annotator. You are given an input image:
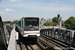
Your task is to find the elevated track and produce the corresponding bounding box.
[0,16,75,50]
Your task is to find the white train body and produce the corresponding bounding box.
[16,17,40,38]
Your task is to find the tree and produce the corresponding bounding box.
[10,20,18,25]
[40,21,42,25]
[62,22,65,26]
[44,21,53,26]
[52,17,59,26]
[62,16,75,30]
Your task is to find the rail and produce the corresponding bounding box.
[38,37,62,50]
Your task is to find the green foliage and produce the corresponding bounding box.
[62,22,65,26]
[62,16,75,30]
[44,21,53,26]
[10,20,18,25]
[53,22,58,26]
[40,21,42,25]
[52,17,59,26]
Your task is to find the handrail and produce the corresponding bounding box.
[40,27,75,48]
[7,25,16,50]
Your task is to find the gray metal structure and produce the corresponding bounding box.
[57,14,62,28]
[0,16,7,50]
[40,27,75,49]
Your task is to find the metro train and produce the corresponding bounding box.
[15,17,40,43]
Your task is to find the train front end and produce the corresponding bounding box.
[22,17,40,43]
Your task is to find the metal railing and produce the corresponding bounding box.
[0,19,17,50]
[7,25,16,50]
[40,27,75,48]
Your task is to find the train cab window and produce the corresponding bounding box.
[25,18,39,26]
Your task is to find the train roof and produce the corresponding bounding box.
[21,17,39,19]
[17,17,39,21]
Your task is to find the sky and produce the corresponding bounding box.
[0,0,75,20]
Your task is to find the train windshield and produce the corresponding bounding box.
[25,18,39,26]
